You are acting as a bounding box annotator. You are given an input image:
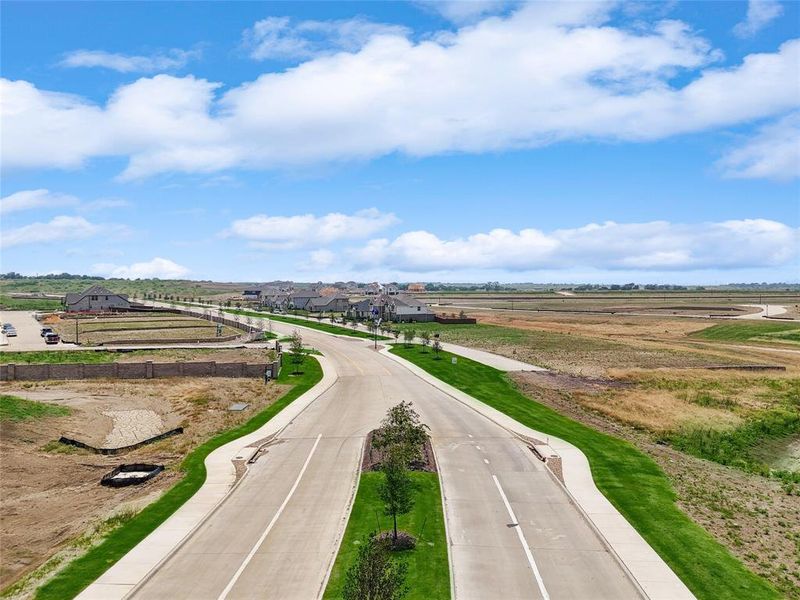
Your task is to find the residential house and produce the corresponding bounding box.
[242,290,262,301]
[406,283,426,293]
[387,294,435,322]
[287,290,321,311]
[64,285,131,312]
[307,294,350,313]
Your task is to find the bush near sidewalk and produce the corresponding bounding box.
[389,344,778,600]
[33,357,323,600]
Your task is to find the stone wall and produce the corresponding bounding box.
[0,359,281,382]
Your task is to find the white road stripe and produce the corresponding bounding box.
[492,475,550,600]
[217,434,323,600]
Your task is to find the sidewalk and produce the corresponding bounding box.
[379,345,695,600]
[76,355,337,600]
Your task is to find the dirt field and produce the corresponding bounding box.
[49,313,239,345]
[0,377,286,594]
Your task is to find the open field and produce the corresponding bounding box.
[691,322,800,346]
[0,278,243,300]
[0,297,62,312]
[324,471,449,600]
[49,314,239,345]
[0,358,321,599]
[390,344,779,599]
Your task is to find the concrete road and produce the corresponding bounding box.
[130,321,641,600]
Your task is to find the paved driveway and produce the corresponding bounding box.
[0,311,50,351]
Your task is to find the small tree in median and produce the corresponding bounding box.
[432,339,442,359]
[378,452,414,545]
[420,331,430,352]
[342,533,408,600]
[373,401,430,466]
[402,329,415,348]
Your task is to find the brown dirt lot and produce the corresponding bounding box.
[50,314,239,345]
[0,377,287,593]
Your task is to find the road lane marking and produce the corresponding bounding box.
[492,475,550,600]
[483,459,490,464]
[217,434,323,600]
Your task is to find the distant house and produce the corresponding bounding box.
[388,294,435,322]
[307,294,350,313]
[64,285,131,312]
[406,283,426,293]
[242,290,262,301]
[287,291,321,311]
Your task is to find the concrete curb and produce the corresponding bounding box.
[379,345,695,600]
[76,355,338,600]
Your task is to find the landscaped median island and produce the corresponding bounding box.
[30,356,322,600]
[388,344,780,600]
[324,403,450,600]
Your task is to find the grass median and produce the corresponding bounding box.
[224,308,390,340]
[324,471,450,600]
[33,356,323,600]
[389,344,778,600]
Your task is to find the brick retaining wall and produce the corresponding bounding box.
[0,359,281,381]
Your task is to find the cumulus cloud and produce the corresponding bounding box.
[0,189,79,214]
[352,219,798,272]
[734,0,783,38]
[59,48,200,73]
[2,5,799,179]
[225,208,398,249]
[420,0,517,23]
[717,111,800,180]
[243,16,409,60]
[92,257,189,279]
[303,249,336,271]
[1,215,119,248]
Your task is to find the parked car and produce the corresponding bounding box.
[5,328,18,337]
[40,327,54,337]
[2,323,14,331]
[44,332,60,344]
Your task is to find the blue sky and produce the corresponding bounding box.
[1,0,798,284]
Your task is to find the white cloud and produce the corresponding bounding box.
[1,215,112,248]
[420,0,517,24]
[2,5,799,179]
[225,208,398,249]
[734,0,783,38]
[352,219,798,272]
[59,49,199,73]
[243,16,409,61]
[302,249,336,271]
[92,257,190,279]
[0,189,79,214]
[717,111,800,180]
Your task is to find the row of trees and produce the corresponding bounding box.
[343,402,430,600]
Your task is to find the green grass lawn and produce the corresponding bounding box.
[0,395,70,421]
[224,308,390,340]
[324,471,449,600]
[691,322,800,344]
[31,357,323,600]
[0,349,213,364]
[0,295,63,311]
[389,344,778,600]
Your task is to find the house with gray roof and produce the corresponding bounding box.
[64,285,131,312]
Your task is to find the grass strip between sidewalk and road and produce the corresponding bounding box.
[324,471,450,600]
[388,344,778,600]
[223,308,391,340]
[32,356,323,600]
